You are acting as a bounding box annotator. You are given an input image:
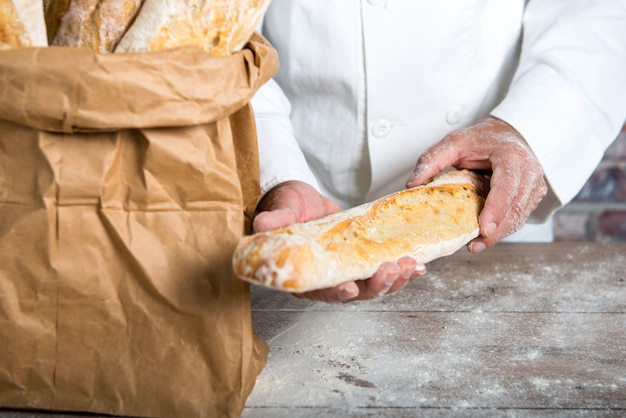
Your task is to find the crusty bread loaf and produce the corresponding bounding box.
[44,0,73,45]
[0,0,47,46]
[233,170,490,293]
[115,0,270,55]
[48,0,144,52]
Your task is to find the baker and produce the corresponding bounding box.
[250,1,626,303]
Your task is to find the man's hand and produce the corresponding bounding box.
[253,180,426,303]
[406,116,548,253]
[253,180,341,232]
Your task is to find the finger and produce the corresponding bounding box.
[468,165,521,252]
[296,258,428,303]
[349,261,403,301]
[406,137,464,188]
[252,208,298,232]
[469,164,547,253]
[488,172,547,245]
[484,174,519,235]
[295,281,360,304]
[387,258,427,294]
[405,143,458,188]
[304,262,400,303]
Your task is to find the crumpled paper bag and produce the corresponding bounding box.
[0,33,277,418]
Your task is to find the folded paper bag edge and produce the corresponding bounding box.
[0,32,278,133]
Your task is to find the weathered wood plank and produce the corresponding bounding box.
[245,243,626,415]
[242,407,625,418]
[245,311,625,411]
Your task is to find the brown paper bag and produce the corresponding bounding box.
[0,34,277,417]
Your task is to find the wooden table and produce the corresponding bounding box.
[1,243,624,417]
[242,243,626,417]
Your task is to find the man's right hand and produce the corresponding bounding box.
[252,180,342,232]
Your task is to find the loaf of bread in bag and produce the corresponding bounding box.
[0,0,47,46]
[233,170,490,293]
[47,0,144,52]
[115,0,270,55]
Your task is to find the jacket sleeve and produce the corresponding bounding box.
[249,12,320,196]
[251,77,320,196]
[491,0,626,222]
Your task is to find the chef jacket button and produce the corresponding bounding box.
[446,106,463,125]
[367,0,385,6]
[371,118,392,138]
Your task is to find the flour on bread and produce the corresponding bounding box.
[115,0,270,55]
[1,0,48,46]
[233,170,490,293]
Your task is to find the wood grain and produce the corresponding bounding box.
[243,243,626,417]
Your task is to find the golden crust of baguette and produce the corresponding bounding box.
[49,0,144,52]
[116,0,270,56]
[232,170,490,293]
[44,0,70,44]
[149,0,269,55]
[0,1,29,46]
[1,0,47,46]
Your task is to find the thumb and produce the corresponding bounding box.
[406,145,461,188]
[252,208,298,232]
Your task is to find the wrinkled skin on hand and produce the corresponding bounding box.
[406,116,548,253]
[253,181,426,303]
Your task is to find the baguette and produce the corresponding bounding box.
[43,0,68,43]
[232,170,490,293]
[0,0,47,46]
[115,0,270,55]
[48,0,144,52]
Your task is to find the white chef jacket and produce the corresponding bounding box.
[251,0,626,241]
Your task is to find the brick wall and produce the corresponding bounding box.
[553,122,626,242]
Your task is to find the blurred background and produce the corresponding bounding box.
[554,122,626,242]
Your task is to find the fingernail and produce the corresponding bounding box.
[407,266,426,280]
[384,269,400,286]
[338,287,358,301]
[469,242,487,253]
[483,222,497,238]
